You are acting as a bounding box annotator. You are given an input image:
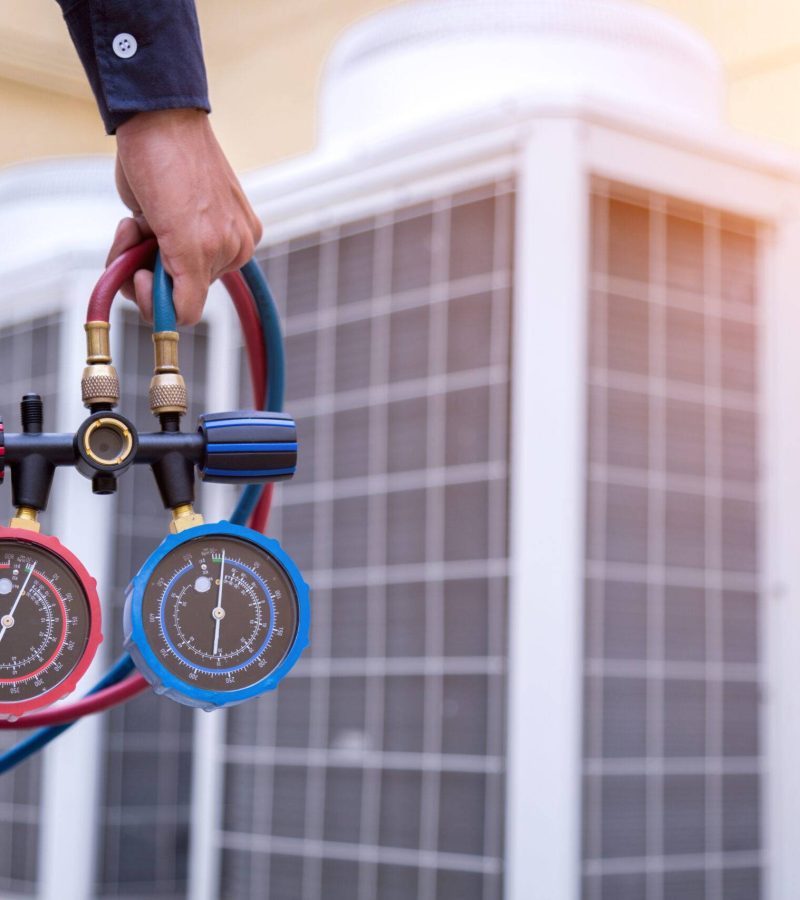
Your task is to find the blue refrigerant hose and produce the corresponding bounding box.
[0,255,283,773]
[0,655,136,775]
[231,259,286,525]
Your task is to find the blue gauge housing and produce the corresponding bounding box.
[124,520,310,710]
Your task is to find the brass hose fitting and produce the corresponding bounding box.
[169,503,204,534]
[10,506,40,533]
[149,332,188,416]
[82,321,120,408]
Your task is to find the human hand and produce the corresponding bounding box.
[107,109,263,325]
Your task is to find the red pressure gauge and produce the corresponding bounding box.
[0,528,102,719]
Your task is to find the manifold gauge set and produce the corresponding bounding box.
[0,244,309,721]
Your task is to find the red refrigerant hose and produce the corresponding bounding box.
[0,675,148,729]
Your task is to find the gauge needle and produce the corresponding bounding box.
[212,550,226,655]
[0,563,35,644]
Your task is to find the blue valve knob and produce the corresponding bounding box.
[197,411,297,484]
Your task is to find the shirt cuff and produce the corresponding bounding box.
[59,0,211,134]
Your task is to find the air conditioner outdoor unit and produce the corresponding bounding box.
[2,2,800,900]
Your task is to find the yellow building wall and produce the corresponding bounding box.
[0,0,400,171]
[2,0,800,171]
[646,0,800,152]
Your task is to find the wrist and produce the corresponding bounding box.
[117,108,209,142]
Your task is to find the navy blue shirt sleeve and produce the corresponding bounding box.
[55,0,211,134]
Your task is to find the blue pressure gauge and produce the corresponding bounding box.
[123,520,309,710]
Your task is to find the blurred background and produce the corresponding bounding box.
[2,0,800,898]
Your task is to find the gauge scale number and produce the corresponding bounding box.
[0,542,90,702]
[141,535,299,692]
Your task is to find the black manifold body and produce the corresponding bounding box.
[0,396,297,514]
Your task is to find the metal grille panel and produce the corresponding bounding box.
[582,182,762,899]
[220,180,514,900]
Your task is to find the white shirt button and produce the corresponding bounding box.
[112,33,137,59]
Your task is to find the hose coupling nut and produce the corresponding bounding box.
[149,373,188,416]
[82,364,120,409]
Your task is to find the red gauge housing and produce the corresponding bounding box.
[0,527,102,720]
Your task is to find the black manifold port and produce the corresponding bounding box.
[75,411,138,494]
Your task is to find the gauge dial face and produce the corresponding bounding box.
[0,540,92,704]
[141,535,299,692]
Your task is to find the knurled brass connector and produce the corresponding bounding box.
[169,503,204,534]
[82,364,120,408]
[82,321,120,409]
[149,374,188,415]
[10,507,40,533]
[150,331,188,416]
